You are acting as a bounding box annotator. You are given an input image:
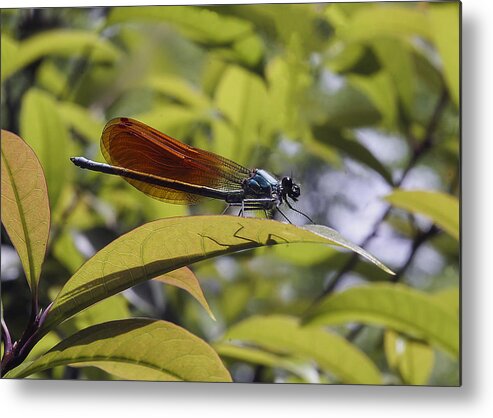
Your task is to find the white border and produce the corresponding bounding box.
[2,0,492,417]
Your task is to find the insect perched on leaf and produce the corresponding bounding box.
[71,117,312,223]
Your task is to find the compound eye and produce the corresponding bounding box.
[291,184,301,198]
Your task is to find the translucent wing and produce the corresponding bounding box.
[101,117,251,204]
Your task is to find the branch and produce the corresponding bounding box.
[315,88,449,300]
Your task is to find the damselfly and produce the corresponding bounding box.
[71,117,312,223]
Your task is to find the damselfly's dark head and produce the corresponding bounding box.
[281,176,301,201]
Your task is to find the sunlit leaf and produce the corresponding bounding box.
[8,319,231,382]
[214,342,310,380]
[2,30,121,82]
[40,216,394,334]
[155,267,215,321]
[108,6,253,45]
[20,88,72,209]
[1,33,18,82]
[134,105,211,140]
[303,224,394,275]
[214,65,268,164]
[431,287,459,315]
[222,315,382,384]
[270,243,338,266]
[305,283,459,357]
[349,71,397,127]
[372,38,416,115]
[52,230,85,274]
[58,102,104,143]
[384,330,434,385]
[71,295,131,331]
[428,2,460,107]
[1,130,50,293]
[146,75,211,110]
[384,189,459,240]
[339,5,430,42]
[25,332,61,362]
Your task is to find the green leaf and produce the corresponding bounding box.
[303,224,394,275]
[155,267,215,321]
[25,331,61,362]
[214,65,268,164]
[8,319,231,382]
[108,6,253,45]
[305,283,459,357]
[1,130,50,293]
[427,3,460,107]
[270,243,338,266]
[349,71,397,127]
[322,84,381,128]
[2,29,121,82]
[339,5,430,42]
[145,75,211,110]
[384,189,459,240]
[40,216,394,334]
[20,88,72,209]
[58,102,104,143]
[52,230,85,274]
[372,38,416,115]
[134,105,211,140]
[222,315,382,384]
[214,342,311,380]
[70,295,130,331]
[1,33,18,82]
[431,287,459,315]
[313,126,393,185]
[384,330,434,385]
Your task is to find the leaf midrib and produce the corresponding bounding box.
[1,148,36,290]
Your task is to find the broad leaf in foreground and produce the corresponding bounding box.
[7,319,231,382]
[40,216,394,334]
[1,130,50,293]
[221,315,382,384]
[304,283,459,357]
[384,189,459,240]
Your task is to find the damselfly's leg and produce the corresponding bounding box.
[285,200,314,224]
[221,204,231,215]
[238,200,245,217]
[276,206,292,224]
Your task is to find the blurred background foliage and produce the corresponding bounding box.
[1,1,459,385]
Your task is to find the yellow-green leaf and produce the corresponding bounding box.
[20,88,72,209]
[146,75,211,110]
[384,330,434,385]
[1,130,50,292]
[1,33,18,82]
[428,3,460,107]
[58,102,104,143]
[155,267,215,321]
[339,5,430,42]
[8,319,231,382]
[41,216,394,334]
[305,283,459,357]
[214,342,309,380]
[108,6,252,45]
[384,189,459,240]
[214,65,268,164]
[222,315,382,384]
[349,71,397,127]
[2,29,121,82]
